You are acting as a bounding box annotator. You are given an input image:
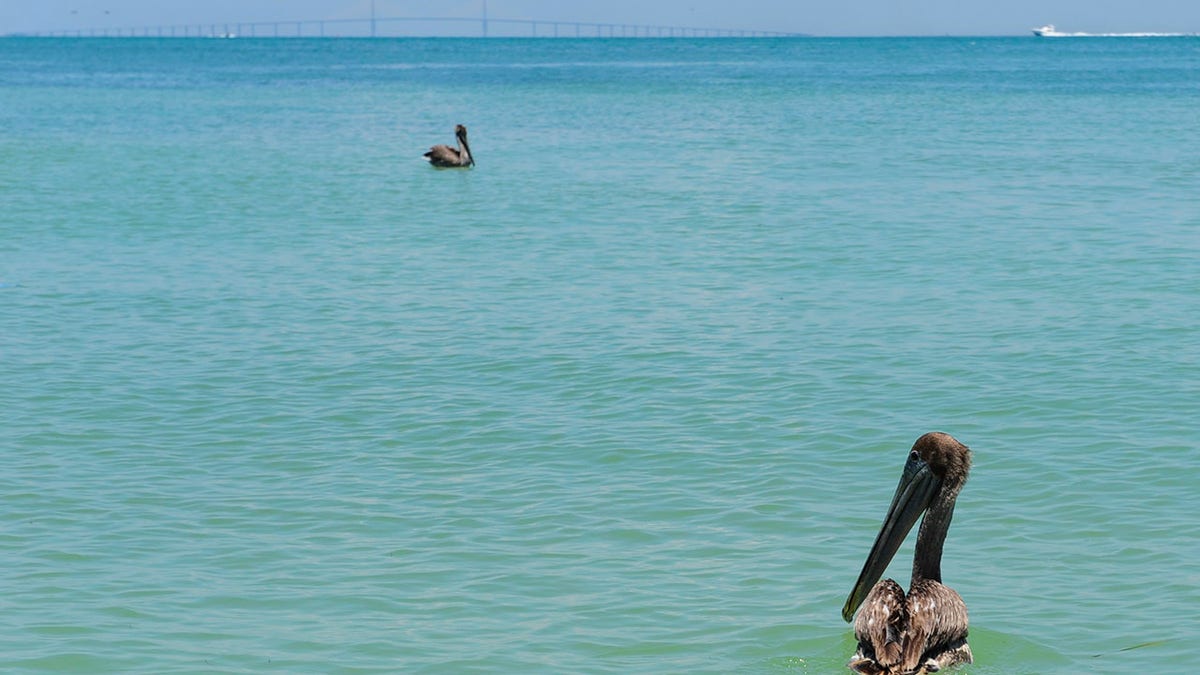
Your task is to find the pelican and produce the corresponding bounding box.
[424,124,475,168]
[841,432,973,674]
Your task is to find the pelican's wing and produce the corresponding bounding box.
[850,579,907,672]
[424,144,461,166]
[906,579,972,672]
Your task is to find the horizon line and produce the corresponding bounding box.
[6,14,803,39]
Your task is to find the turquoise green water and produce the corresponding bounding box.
[2,37,1198,672]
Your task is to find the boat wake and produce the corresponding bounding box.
[1032,24,1194,37]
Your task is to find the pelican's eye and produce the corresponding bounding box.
[909,450,920,462]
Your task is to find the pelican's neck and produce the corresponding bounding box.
[452,135,469,165]
[911,489,957,584]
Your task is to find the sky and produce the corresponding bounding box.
[5,0,1200,37]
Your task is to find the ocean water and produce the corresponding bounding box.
[2,36,1198,673]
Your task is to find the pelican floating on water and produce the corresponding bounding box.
[424,124,475,168]
[842,432,973,674]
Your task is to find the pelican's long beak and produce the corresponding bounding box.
[460,135,474,167]
[841,452,939,622]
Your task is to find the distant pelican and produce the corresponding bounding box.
[424,124,475,168]
[842,432,973,674]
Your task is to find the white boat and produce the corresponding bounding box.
[1032,23,1192,37]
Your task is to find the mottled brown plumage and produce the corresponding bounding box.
[424,124,474,168]
[842,432,973,674]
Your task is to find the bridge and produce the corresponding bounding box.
[12,13,804,39]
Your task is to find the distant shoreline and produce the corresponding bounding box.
[4,32,1198,39]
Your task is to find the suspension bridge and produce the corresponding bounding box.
[10,13,804,39]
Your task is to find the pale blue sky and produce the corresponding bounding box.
[5,0,1200,36]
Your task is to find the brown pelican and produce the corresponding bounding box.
[424,124,475,168]
[841,432,973,674]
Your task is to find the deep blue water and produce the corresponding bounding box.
[2,36,1198,673]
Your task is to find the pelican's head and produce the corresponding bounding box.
[841,433,971,622]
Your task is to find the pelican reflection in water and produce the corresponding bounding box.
[842,432,973,674]
[424,124,475,168]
